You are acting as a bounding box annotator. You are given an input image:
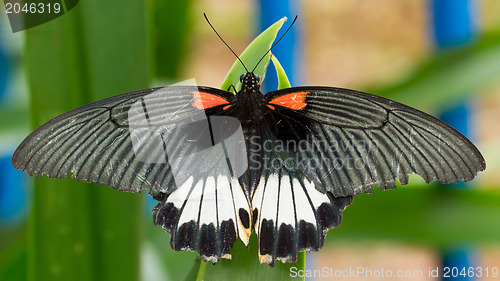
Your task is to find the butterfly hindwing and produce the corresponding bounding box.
[249,121,352,266]
[252,172,352,265]
[151,113,253,262]
[153,174,251,262]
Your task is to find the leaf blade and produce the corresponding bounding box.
[220,17,286,93]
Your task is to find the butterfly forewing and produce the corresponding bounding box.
[264,87,485,197]
[13,86,235,191]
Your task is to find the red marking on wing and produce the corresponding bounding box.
[191,91,230,110]
[268,92,308,110]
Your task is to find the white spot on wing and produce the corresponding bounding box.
[303,178,329,208]
[230,177,251,245]
[260,175,279,230]
[277,175,295,226]
[177,179,203,226]
[167,176,194,208]
[202,255,219,264]
[216,175,235,223]
[199,177,216,226]
[259,254,273,264]
[292,178,316,225]
[251,177,265,234]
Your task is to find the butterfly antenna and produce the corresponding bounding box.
[204,13,249,73]
[251,15,298,73]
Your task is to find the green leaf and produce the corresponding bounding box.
[152,0,194,79]
[145,224,198,281]
[0,229,27,281]
[220,17,286,93]
[271,54,291,90]
[0,106,28,133]
[182,259,206,281]
[24,1,150,280]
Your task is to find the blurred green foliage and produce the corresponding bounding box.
[327,185,500,247]
[375,28,500,112]
[23,0,150,280]
[152,0,193,79]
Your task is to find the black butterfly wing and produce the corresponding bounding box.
[263,86,486,197]
[248,86,485,265]
[12,86,255,262]
[12,86,232,193]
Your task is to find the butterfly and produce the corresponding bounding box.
[12,18,485,266]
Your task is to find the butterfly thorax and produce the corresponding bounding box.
[232,72,267,125]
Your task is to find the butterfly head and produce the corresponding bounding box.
[240,72,261,92]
